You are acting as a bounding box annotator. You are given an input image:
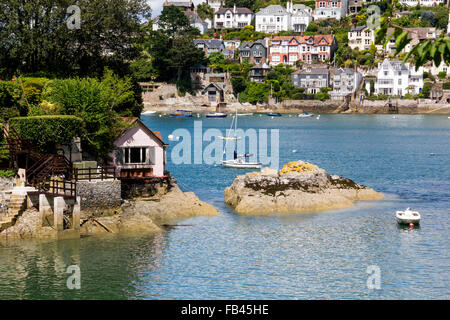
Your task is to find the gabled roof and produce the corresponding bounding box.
[240,41,266,50]
[293,67,329,75]
[350,25,367,32]
[216,7,253,14]
[256,5,289,16]
[271,35,334,46]
[194,39,224,49]
[118,117,167,146]
[202,82,225,93]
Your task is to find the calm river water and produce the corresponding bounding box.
[0,114,449,299]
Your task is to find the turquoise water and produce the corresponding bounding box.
[0,114,449,299]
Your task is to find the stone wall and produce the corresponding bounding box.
[76,180,121,216]
[121,176,175,200]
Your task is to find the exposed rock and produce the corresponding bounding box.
[224,161,384,215]
[80,185,218,235]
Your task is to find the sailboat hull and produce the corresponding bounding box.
[221,160,262,169]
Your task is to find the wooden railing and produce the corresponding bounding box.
[37,178,77,198]
[73,166,116,181]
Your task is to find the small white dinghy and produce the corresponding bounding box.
[396,208,421,225]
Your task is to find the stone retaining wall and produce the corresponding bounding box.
[76,180,121,216]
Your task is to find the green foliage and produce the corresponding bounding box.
[246,82,269,103]
[21,77,51,107]
[148,6,205,87]
[376,15,450,70]
[40,70,140,159]
[437,71,447,79]
[0,170,16,178]
[0,81,26,121]
[231,76,247,96]
[130,58,156,82]
[0,0,151,78]
[197,3,214,20]
[443,82,450,90]
[9,115,84,153]
[421,82,433,98]
[315,92,329,101]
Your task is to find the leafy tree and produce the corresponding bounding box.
[148,6,206,85]
[197,3,214,20]
[0,0,151,78]
[231,76,247,96]
[246,82,268,104]
[40,70,141,159]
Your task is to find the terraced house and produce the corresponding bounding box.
[269,35,337,66]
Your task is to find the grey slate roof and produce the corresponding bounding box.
[350,25,367,32]
[194,39,224,50]
[256,5,288,16]
[216,7,253,14]
[293,68,329,75]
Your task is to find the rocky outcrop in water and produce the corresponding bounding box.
[224,162,384,215]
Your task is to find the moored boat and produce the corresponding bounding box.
[169,112,193,117]
[206,112,227,118]
[396,208,421,225]
[298,112,314,118]
[266,112,281,117]
[141,110,157,115]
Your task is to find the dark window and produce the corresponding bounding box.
[124,147,147,164]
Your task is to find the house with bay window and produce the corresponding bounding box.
[291,67,330,94]
[214,5,254,29]
[313,0,348,20]
[269,35,337,66]
[255,2,312,33]
[111,118,167,178]
[372,60,424,96]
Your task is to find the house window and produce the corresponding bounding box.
[124,147,147,164]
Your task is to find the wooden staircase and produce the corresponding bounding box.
[0,193,27,232]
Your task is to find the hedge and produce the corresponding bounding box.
[9,115,84,153]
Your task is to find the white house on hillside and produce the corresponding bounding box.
[255,5,291,33]
[348,26,375,51]
[255,2,312,33]
[313,0,349,20]
[373,60,423,96]
[214,5,254,29]
[206,0,224,12]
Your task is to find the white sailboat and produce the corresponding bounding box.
[220,108,262,169]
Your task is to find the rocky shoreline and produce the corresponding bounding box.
[224,162,384,215]
[143,100,450,115]
[0,183,218,240]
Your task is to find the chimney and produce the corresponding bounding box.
[233,4,236,14]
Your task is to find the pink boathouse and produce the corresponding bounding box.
[110,117,167,179]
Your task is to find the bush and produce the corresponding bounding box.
[0,170,16,178]
[0,81,26,121]
[443,82,450,90]
[437,71,447,79]
[9,115,84,153]
[21,77,51,106]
